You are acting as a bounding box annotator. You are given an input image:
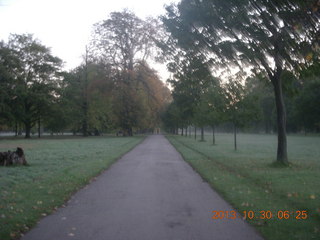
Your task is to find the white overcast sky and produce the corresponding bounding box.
[0,0,178,81]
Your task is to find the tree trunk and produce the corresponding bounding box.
[25,122,31,139]
[200,126,204,141]
[194,126,197,140]
[82,46,89,137]
[128,127,133,136]
[38,117,41,138]
[212,125,215,145]
[15,121,18,137]
[272,78,288,164]
[94,128,100,136]
[181,128,184,136]
[234,123,237,151]
[185,127,188,137]
[24,101,32,138]
[82,116,88,137]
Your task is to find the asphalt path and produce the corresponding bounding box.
[22,135,263,240]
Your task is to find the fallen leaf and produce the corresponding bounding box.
[241,202,249,207]
[306,53,313,61]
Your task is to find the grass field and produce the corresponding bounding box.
[166,133,320,240]
[0,136,144,240]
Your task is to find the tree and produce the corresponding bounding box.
[295,78,320,132]
[112,63,170,135]
[245,75,275,133]
[167,54,215,136]
[112,74,145,136]
[162,102,183,134]
[295,61,320,132]
[135,62,172,130]
[86,62,115,135]
[162,0,319,164]
[198,82,225,145]
[2,34,62,138]
[59,60,115,135]
[224,79,260,150]
[192,77,223,142]
[92,10,159,135]
[0,41,19,128]
[92,10,157,72]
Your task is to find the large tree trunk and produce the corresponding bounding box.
[272,78,288,164]
[194,126,197,140]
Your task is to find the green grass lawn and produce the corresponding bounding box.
[0,136,144,240]
[167,133,320,240]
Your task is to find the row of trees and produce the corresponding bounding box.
[0,11,171,138]
[163,65,320,146]
[160,0,320,165]
[162,54,260,149]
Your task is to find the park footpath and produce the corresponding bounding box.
[21,135,263,240]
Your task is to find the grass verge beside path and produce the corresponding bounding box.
[0,136,144,240]
[166,134,320,240]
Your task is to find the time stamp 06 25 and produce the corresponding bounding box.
[211,210,308,220]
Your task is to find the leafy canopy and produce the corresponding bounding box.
[162,0,320,80]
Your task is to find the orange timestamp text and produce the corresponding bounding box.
[211,210,308,220]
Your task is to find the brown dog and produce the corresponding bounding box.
[0,147,27,166]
